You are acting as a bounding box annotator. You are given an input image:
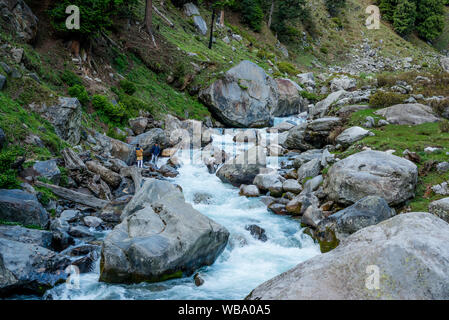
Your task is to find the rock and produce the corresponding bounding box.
[184,3,200,17]
[437,162,449,173]
[128,117,148,135]
[337,104,370,115]
[245,225,268,242]
[68,225,95,240]
[0,0,38,43]
[193,192,213,205]
[317,196,395,242]
[441,56,449,73]
[272,122,295,133]
[303,175,323,193]
[292,149,323,168]
[297,159,321,182]
[374,104,440,125]
[429,198,449,223]
[0,75,5,90]
[109,158,128,174]
[32,97,82,145]
[335,126,371,147]
[32,160,61,185]
[200,61,306,128]
[0,189,49,228]
[192,15,208,35]
[83,216,103,228]
[113,178,135,198]
[267,144,284,157]
[0,238,70,297]
[158,164,179,178]
[93,132,133,164]
[431,182,449,196]
[324,151,418,206]
[11,47,24,63]
[130,128,167,156]
[99,179,230,284]
[268,203,288,215]
[297,73,315,88]
[60,209,81,223]
[330,75,357,92]
[253,173,283,194]
[194,273,205,287]
[164,114,182,132]
[216,146,266,187]
[247,212,449,300]
[0,225,53,249]
[301,206,325,228]
[233,130,257,143]
[239,185,260,197]
[310,90,347,119]
[283,123,311,151]
[304,117,343,149]
[282,179,302,194]
[86,161,122,189]
[286,192,319,216]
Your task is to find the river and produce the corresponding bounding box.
[43,116,321,300]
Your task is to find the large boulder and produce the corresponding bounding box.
[330,75,357,92]
[32,160,61,185]
[247,212,449,300]
[30,97,82,145]
[283,123,312,151]
[99,179,229,284]
[310,90,347,119]
[0,189,49,228]
[216,146,266,187]
[374,104,440,125]
[0,0,38,43]
[316,196,395,241]
[0,238,70,296]
[200,61,305,128]
[0,225,54,250]
[335,126,371,147]
[324,151,418,206]
[93,132,133,164]
[429,198,449,223]
[130,128,167,157]
[184,3,208,35]
[128,117,148,135]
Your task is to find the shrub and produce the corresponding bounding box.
[60,69,82,87]
[369,91,405,108]
[92,95,126,123]
[430,99,449,116]
[277,61,299,76]
[119,80,137,95]
[376,73,397,87]
[439,119,449,133]
[0,148,22,189]
[68,85,90,106]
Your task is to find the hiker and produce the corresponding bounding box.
[150,143,161,165]
[135,144,144,168]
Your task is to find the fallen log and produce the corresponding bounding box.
[35,181,109,209]
[62,148,86,170]
[153,5,174,28]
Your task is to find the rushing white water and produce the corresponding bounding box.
[45,117,320,300]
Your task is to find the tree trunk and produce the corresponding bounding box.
[268,0,275,28]
[144,0,157,47]
[219,10,225,27]
[208,8,216,49]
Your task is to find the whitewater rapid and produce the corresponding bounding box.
[45,116,321,300]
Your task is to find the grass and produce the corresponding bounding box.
[335,108,449,213]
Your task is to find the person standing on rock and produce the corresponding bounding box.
[150,143,161,166]
[135,144,144,168]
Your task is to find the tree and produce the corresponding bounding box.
[393,0,417,36]
[204,0,235,49]
[144,0,157,47]
[270,0,310,41]
[240,0,264,32]
[325,0,346,17]
[415,0,445,41]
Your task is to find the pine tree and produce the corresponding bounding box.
[393,0,417,36]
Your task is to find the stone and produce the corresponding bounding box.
[193,15,208,35]
[297,158,321,182]
[303,175,323,193]
[239,185,260,197]
[99,179,229,284]
[183,3,200,17]
[247,212,449,300]
[0,189,49,228]
[301,206,325,228]
[0,0,38,43]
[128,117,148,135]
[0,225,53,249]
[282,180,302,194]
[330,75,357,92]
[245,225,268,242]
[337,104,370,115]
[32,160,61,185]
[324,150,418,206]
[310,90,347,119]
[83,216,103,228]
[86,161,122,189]
[216,146,266,187]
[429,198,449,223]
[93,132,134,164]
[374,104,440,125]
[335,126,371,147]
[130,128,167,157]
[253,173,283,193]
[437,162,449,173]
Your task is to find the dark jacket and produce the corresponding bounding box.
[150,145,161,156]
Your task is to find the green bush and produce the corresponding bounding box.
[119,80,137,95]
[68,85,90,106]
[440,120,449,133]
[61,70,82,87]
[369,91,405,108]
[92,95,126,123]
[0,148,22,189]
[277,61,299,76]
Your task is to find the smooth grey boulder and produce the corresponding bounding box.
[297,158,321,182]
[33,160,61,185]
[128,117,148,135]
[130,128,167,154]
[337,104,370,115]
[93,132,133,164]
[335,126,371,147]
[301,206,325,228]
[0,238,71,296]
[30,97,82,145]
[253,173,283,194]
[200,61,305,128]
[0,189,49,228]
[193,15,208,35]
[316,196,395,240]
[310,90,347,118]
[216,146,266,187]
[324,151,418,206]
[292,149,323,168]
[283,123,312,151]
[239,185,260,197]
[282,179,302,194]
[100,179,229,284]
[429,198,449,223]
[304,117,342,149]
[247,212,449,300]
[0,225,53,249]
[330,75,356,92]
[374,104,440,125]
[184,3,200,17]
